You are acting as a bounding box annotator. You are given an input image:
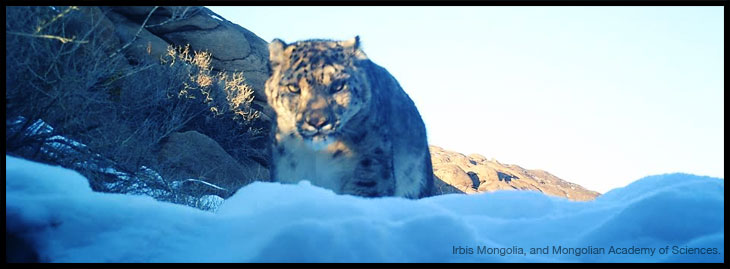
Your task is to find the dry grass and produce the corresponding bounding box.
[6,6,266,210]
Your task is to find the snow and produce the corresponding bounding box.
[210,14,224,22]
[5,155,724,263]
[6,117,225,210]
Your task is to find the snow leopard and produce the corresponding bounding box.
[265,36,433,198]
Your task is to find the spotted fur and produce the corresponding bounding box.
[265,36,433,198]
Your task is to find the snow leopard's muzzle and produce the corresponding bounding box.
[296,109,341,149]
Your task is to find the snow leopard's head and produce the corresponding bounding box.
[266,37,372,148]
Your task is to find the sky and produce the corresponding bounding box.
[207,6,724,193]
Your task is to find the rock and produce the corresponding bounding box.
[156,131,268,197]
[104,10,170,64]
[466,171,480,188]
[101,6,275,173]
[109,6,161,18]
[431,175,467,195]
[468,153,488,163]
[429,146,600,201]
[148,12,220,34]
[433,163,477,192]
[105,6,271,107]
[68,7,121,54]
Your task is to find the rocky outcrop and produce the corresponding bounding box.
[432,163,478,194]
[156,131,268,197]
[98,6,275,192]
[429,146,600,201]
[101,6,273,119]
[8,6,275,203]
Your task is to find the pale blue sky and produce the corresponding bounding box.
[208,6,724,193]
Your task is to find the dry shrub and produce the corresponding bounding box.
[6,6,267,209]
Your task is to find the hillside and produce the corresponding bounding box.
[430,146,600,201]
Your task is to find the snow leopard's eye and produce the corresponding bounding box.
[287,85,300,94]
[331,81,346,93]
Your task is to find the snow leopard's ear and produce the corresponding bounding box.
[342,36,367,60]
[269,38,287,69]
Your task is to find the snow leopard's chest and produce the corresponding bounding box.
[272,134,358,192]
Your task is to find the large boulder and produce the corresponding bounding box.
[67,7,122,54]
[100,6,275,176]
[156,131,268,197]
[104,10,171,64]
[102,6,272,119]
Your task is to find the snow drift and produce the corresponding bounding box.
[5,155,724,262]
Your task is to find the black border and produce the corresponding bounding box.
[1,0,727,6]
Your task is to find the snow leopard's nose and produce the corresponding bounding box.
[306,111,331,130]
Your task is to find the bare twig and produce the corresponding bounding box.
[108,6,159,59]
[35,6,79,34]
[144,6,196,28]
[6,31,88,44]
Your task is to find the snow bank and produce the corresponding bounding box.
[5,155,724,263]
